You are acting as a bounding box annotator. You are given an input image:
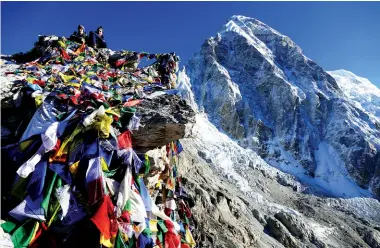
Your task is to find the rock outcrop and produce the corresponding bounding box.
[132,95,195,153]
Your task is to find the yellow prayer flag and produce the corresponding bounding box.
[19,139,34,152]
[149,220,159,232]
[53,126,82,160]
[105,108,121,117]
[69,161,80,176]
[28,222,40,246]
[100,234,113,248]
[185,227,196,248]
[57,40,66,49]
[35,95,43,108]
[101,157,109,172]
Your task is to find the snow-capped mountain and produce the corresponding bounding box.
[328,69,380,120]
[186,15,380,198]
[176,70,380,248]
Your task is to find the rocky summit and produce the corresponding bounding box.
[1,15,380,248]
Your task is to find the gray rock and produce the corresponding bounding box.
[132,95,195,152]
[265,217,298,248]
[252,209,267,226]
[274,211,309,241]
[364,230,380,248]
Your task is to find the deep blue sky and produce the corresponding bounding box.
[2,2,379,87]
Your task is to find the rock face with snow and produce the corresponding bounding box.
[186,15,380,198]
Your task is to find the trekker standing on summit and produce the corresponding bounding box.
[68,25,87,44]
[88,26,107,49]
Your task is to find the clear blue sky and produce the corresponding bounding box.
[1,1,379,87]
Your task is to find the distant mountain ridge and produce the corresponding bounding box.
[328,69,380,120]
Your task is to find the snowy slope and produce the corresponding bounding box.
[190,113,303,195]
[265,140,371,198]
[328,69,380,120]
[176,68,198,112]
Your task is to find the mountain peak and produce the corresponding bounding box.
[187,15,380,199]
[222,15,284,38]
[218,14,303,62]
[228,15,259,23]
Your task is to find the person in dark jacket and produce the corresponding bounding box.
[69,25,87,44]
[88,26,107,49]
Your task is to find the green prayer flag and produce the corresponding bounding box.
[10,220,36,248]
[143,154,150,175]
[124,199,132,212]
[142,227,152,237]
[158,220,168,233]
[157,229,164,244]
[115,230,128,248]
[1,221,17,234]
[103,168,118,178]
[41,172,57,216]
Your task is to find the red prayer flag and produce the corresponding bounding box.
[33,80,46,87]
[123,99,142,107]
[61,48,71,60]
[115,59,126,67]
[118,130,132,149]
[91,195,117,240]
[164,220,180,248]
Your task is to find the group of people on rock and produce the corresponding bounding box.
[69,25,107,49]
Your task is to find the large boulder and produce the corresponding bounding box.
[132,95,195,152]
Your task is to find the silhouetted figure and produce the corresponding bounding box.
[88,26,107,49]
[69,25,87,44]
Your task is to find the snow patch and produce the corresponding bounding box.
[314,142,371,197]
[266,141,371,198]
[309,221,334,240]
[176,68,198,111]
[191,114,252,193]
[328,197,380,223]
